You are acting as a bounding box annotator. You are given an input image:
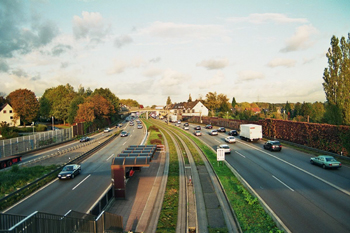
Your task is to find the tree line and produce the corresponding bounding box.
[1,84,122,129]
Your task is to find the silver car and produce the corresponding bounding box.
[310,155,342,169]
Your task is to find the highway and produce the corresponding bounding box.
[4,122,145,216]
[188,122,350,233]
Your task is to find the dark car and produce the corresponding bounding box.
[58,164,81,179]
[205,124,213,129]
[263,140,282,151]
[80,137,90,142]
[120,131,128,137]
[228,130,238,136]
[218,127,226,132]
[194,126,201,130]
[184,122,189,127]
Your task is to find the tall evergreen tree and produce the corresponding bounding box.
[323,33,350,125]
[166,96,172,105]
[188,94,192,102]
[231,97,237,108]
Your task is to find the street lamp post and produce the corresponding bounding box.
[52,116,54,131]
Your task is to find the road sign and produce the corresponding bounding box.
[217,149,225,161]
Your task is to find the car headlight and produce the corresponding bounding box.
[58,174,61,177]
[67,174,71,176]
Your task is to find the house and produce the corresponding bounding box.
[167,100,209,121]
[0,103,20,126]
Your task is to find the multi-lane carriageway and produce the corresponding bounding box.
[2,118,350,233]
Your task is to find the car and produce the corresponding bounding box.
[58,164,81,179]
[137,124,143,129]
[120,131,128,137]
[183,126,189,130]
[263,140,282,151]
[129,122,134,126]
[209,129,218,136]
[310,155,342,169]
[228,130,238,136]
[217,144,231,154]
[225,136,236,143]
[194,130,202,136]
[218,127,226,132]
[194,126,201,130]
[184,122,189,127]
[80,137,90,142]
[205,124,213,129]
[177,120,181,124]
[104,128,111,133]
[118,123,123,127]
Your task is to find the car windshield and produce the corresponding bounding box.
[63,166,74,171]
[221,145,229,149]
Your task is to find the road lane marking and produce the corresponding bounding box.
[215,139,221,144]
[273,175,294,191]
[235,151,246,158]
[237,140,350,196]
[106,154,114,161]
[72,174,91,190]
[123,141,127,145]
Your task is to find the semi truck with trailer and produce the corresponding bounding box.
[0,155,22,169]
[239,124,262,141]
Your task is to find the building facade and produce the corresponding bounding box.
[0,104,20,126]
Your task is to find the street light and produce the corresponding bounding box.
[31,122,34,135]
[52,116,54,131]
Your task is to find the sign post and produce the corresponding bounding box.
[217,149,225,166]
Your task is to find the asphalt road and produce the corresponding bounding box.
[187,122,350,233]
[4,122,146,216]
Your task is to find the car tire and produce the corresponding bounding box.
[71,174,75,179]
[310,160,314,164]
[322,164,326,169]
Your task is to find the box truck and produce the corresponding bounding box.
[239,124,262,141]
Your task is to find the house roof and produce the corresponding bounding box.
[170,100,203,110]
[0,103,9,112]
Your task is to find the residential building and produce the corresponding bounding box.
[167,100,209,121]
[0,103,20,126]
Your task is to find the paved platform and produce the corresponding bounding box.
[107,150,164,232]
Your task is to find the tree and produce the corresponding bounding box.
[93,88,120,117]
[217,94,230,114]
[67,96,85,124]
[0,92,6,106]
[204,92,219,116]
[188,94,192,102]
[6,89,39,125]
[166,96,172,106]
[323,33,350,125]
[231,97,237,109]
[310,102,325,123]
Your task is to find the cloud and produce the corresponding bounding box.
[197,71,225,89]
[267,58,296,68]
[60,62,70,69]
[237,70,264,82]
[12,69,29,78]
[114,35,133,48]
[227,13,308,24]
[72,11,110,41]
[142,67,163,77]
[280,25,318,52]
[0,59,9,73]
[0,1,59,58]
[107,57,146,75]
[196,58,229,70]
[149,57,161,63]
[140,21,227,40]
[52,44,72,56]
[158,69,190,87]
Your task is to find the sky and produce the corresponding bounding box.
[0,0,349,107]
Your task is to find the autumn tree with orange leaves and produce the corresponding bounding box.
[75,94,115,124]
[6,89,39,126]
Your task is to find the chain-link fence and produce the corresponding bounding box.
[0,128,73,158]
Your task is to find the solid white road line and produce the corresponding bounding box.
[106,154,114,161]
[72,174,91,190]
[273,175,295,191]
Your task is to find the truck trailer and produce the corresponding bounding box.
[239,124,262,142]
[0,155,22,169]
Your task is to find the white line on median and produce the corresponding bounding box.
[273,175,294,191]
[235,151,246,158]
[72,174,91,190]
[106,154,114,161]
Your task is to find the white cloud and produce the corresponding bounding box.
[114,35,133,48]
[196,58,229,70]
[227,13,308,24]
[139,21,227,40]
[72,11,110,41]
[197,71,225,89]
[142,67,163,77]
[237,70,264,82]
[158,69,190,87]
[107,57,146,75]
[280,25,318,52]
[267,58,296,68]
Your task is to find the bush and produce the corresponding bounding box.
[36,124,47,132]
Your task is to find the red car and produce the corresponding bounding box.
[205,124,213,129]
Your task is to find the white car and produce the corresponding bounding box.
[217,144,231,154]
[104,128,111,133]
[209,130,218,136]
[194,130,202,136]
[225,136,236,143]
[183,126,189,130]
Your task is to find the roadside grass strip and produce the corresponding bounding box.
[143,120,179,232]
